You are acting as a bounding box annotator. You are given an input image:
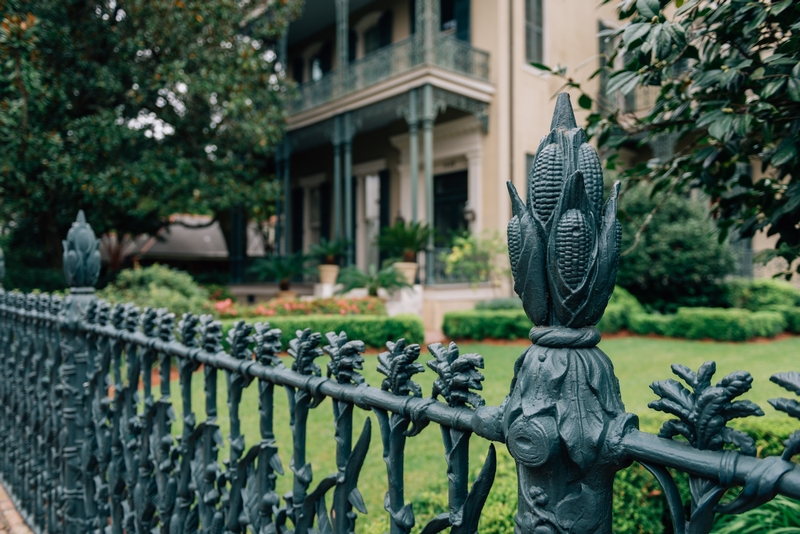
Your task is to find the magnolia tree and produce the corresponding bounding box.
[0,0,302,272]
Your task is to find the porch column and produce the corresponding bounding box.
[466,149,483,234]
[274,146,284,254]
[408,89,420,223]
[282,138,292,255]
[343,112,355,265]
[422,83,435,283]
[335,0,349,93]
[333,115,343,239]
[419,0,439,64]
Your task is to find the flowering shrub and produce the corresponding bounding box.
[207,296,388,318]
[442,233,508,285]
[252,297,386,316]
[213,298,239,317]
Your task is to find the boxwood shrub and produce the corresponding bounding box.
[630,308,786,341]
[771,305,800,334]
[442,309,531,340]
[725,278,800,311]
[220,314,424,350]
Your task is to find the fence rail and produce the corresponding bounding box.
[3,95,800,534]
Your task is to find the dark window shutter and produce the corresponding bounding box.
[378,10,393,48]
[441,0,455,30]
[409,0,416,34]
[454,0,470,42]
[292,57,304,83]
[348,30,357,63]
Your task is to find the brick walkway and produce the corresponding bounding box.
[0,484,32,534]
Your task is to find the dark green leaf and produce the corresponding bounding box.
[607,71,638,95]
[622,23,651,45]
[578,94,593,110]
[529,62,551,72]
[636,0,660,18]
[788,79,800,103]
[772,139,797,167]
[761,79,786,99]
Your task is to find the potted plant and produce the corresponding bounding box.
[247,252,311,298]
[336,264,411,297]
[376,221,433,284]
[308,237,349,285]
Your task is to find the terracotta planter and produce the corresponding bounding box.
[318,264,340,285]
[394,262,417,285]
[276,290,297,299]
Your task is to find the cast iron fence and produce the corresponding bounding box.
[3,95,800,534]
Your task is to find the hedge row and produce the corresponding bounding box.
[220,314,424,350]
[629,308,787,341]
[443,306,793,342]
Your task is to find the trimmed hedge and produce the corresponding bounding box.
[442,309,531,340]
[220,314,424,349]
[725,278,800,311]
[630,307,786,341]
[772,305,800,334]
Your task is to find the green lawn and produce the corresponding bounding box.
[167,336,800,532]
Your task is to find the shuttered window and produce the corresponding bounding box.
[525,0,543,64]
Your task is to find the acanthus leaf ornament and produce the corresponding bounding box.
[62,210,101,288]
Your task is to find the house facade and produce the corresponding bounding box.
[272,0,625,326]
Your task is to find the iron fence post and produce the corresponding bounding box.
[59,210,100,534]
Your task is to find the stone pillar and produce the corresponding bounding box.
[282,138,292,255]
[343,112,355,265]
[422,83,435,283]
[333,115,343,239]
[408,89,420,223]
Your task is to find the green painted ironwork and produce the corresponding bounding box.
[3,97,800,534]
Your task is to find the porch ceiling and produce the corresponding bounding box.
[288,0,377,47]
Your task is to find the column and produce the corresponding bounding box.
[419,0,439,65]
[408,89,420,223]
[282,138,292,255]
[422,83,435,283]
[274,146,283,254]
[335,0,349,94]
[333,115,343,239]
[466,149,483,234]
[343,112,355,265]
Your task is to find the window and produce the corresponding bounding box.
[525,0,543,64]
[363,11,393,56]
[441,0,470,42]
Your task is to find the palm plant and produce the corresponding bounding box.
[336,264,411,297]
[377,221,433,262]
[247,252,311,290]
[308,238,350,265]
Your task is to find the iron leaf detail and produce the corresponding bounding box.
[377,338,425,397]
[323,331,365,385]
[288,328,324,377]
[769,372,800,460]
[62,210,101,288]
[254,322,282,367]
[427,342,485,409]
[649,361,763,454]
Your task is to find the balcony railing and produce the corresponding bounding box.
[288,35,490,115]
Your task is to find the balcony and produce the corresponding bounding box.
[288,35,490,116]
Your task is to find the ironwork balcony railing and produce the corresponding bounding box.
[288,35,490,115]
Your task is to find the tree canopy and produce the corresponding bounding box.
[543,0,800,276]
[0,0,302,272]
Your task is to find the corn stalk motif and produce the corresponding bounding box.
[502,93,633,534]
